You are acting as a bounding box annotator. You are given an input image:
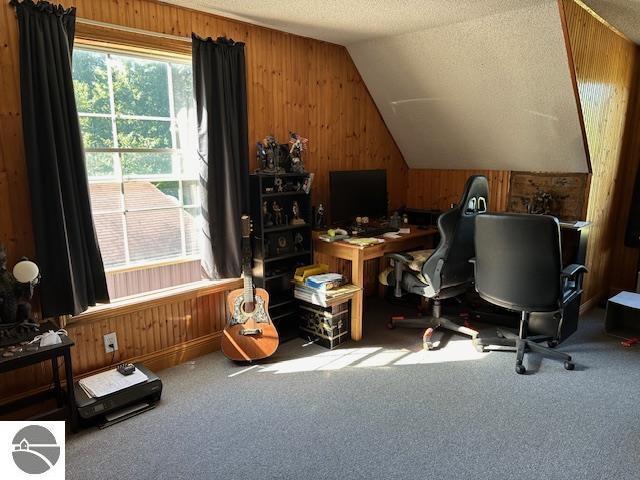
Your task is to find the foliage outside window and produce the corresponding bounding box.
[72,47,202,272]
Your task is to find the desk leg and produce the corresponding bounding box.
[51,357,62,407]
[63,348,78,432]
[350,251,364,341]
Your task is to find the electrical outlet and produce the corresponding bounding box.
[103,332,118,353]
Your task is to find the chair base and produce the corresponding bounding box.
[476,328,574,374]
[388,311,479,350]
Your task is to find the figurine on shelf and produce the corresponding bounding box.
[302,173,314,194]
[256,135,285,174]
[314,204,326,229]
[291,201,305,225]
[274,177,284,192]
[272,201,284,226]
[263,200,273,227]
[288,131,308,173]
[294,232,304,252]
[389,211,402,229]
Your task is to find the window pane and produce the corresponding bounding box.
[112,54,170,117]
[172,63,198,157]
[85,152,116,178]
[89,182,121,213]
[93,212,126,268]
[72,50,110,114]
[116,119,171,149]
[124,181,179,211]
[121,152,173,176]
[184,207,201,256]
[182,180,198,206]
[126,208,182,263]
[79,117,113,148]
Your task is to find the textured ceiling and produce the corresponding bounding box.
[161,0,549,45]
[348,1,588,172]
[581,0,640,44]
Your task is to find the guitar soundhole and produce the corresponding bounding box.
[242,301,255,314]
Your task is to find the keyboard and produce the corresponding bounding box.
[352,227,398,237]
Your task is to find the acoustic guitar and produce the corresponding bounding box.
[221,215,279,361]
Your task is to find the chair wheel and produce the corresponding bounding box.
[564,361,575,371]
[547,340,559,348]
[515,364,526,375]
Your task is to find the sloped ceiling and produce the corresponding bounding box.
[162,0,590,173]
[348,1,588,171]
[582,0,640,43]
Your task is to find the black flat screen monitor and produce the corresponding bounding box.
[329,169,388,225]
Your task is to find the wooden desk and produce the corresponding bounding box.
[313,226,439,341]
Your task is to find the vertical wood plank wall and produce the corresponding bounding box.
[0,0,406,403]
[406,169,511,212]
[561,0,640,305]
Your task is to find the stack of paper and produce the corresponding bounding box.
[79,367,148,398]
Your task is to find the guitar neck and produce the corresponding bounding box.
[242,236,254,305]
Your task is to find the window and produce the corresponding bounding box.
[73,46,205,298]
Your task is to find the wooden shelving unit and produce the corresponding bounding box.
[249,173,313,342]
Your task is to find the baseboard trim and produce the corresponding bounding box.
[0,331,222,410]
[580,292,605,314]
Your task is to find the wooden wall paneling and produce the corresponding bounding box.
[406,169,511,212]
[561,0,640,304]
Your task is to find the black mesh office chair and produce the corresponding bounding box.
[472,213,587,374]
[382,175,489,348]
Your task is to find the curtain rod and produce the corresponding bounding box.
[76,18,193,43]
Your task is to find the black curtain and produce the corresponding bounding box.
[12,0,109,317]
[192,35,250,279]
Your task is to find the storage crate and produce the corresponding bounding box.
[299,300,350,349]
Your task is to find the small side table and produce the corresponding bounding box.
[0,323,77,430]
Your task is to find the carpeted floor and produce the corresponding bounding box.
[67,299,640,480]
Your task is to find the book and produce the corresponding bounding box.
[305,273,344,291]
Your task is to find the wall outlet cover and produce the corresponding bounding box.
[103,332,118,353]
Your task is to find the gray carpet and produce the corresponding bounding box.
[67,299,640,480]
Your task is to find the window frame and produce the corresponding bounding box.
[74,42,201,273]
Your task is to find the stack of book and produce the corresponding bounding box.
[294,273,359,307]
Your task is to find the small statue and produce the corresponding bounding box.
[256,135,285,174]
[274,178,284,192]
[288,131,308,173]
[291,201,305,225]
[389,211,402,229]
[263,200,273,227]
[272,201,284,226]
[314,204,326,229]
[294,232,304,251]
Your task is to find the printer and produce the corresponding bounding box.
[74,363,162,428]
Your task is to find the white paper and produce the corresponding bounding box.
[79,367,148,398]
[609,291,640,309]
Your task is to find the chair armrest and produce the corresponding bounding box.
[385,252,414,264]
[561,264,588,279]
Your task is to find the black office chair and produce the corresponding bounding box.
[472,213,587,374]
[382,175,489,348]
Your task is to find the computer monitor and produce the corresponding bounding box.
[329,169,388,225]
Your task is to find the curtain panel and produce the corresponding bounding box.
[11,0,109,317]
[192,35,250,279]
